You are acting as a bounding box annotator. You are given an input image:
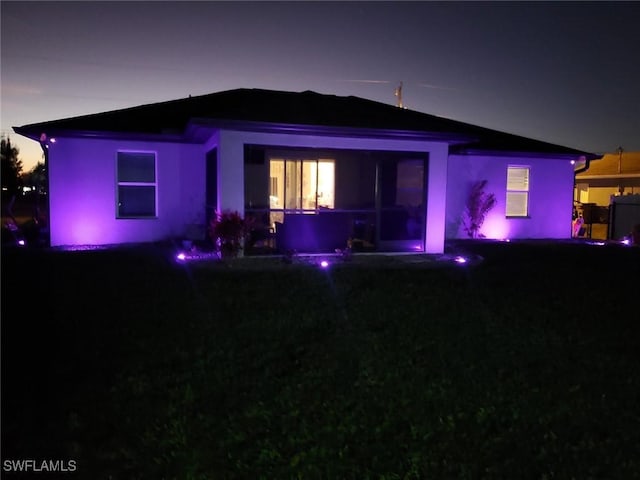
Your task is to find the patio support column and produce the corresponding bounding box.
[425,144,448,253]
[216,131,245,217]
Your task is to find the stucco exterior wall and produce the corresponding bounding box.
[48,137,205,246]
[446,154,575,239]
[50,130,577,251]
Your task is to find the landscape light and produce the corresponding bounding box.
[570,160,576,165]
[18,239,25,246]
[587,241,606,246]
[621,238,631,246]
[454,256,467,264]
[176,252,186,261]
[319,260,330,268]
[59,245,106,252]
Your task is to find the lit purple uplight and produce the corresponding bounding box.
[482,215,510,240]
[454,255,467,264]
[17,239,25,246]
[621,238,631,246]
[57,244,108,251]
[174,249,225,262]
[319,260,330,268]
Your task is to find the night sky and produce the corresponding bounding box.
[2,1,639,170]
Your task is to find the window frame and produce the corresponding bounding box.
[506,165,530,218]
[268,153,335,214]
[116,150,158,219]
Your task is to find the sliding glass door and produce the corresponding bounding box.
[270,157,335,215]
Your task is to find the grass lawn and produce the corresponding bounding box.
[2,241,640,479]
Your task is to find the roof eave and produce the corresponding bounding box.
[186,118,475,144]
[453,147,601,160]
[13,126,191,144]
[15,119,477,146]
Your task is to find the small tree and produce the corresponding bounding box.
[463,180,497,238]
[22,162,47,195]
[1,136,23,199]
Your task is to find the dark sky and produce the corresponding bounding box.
[2,1,639,169]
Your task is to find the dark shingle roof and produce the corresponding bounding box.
[14,88,597,157]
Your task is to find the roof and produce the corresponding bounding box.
[14,88,597,158]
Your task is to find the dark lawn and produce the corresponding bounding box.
[2,241,640,479]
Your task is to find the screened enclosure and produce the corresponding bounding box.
[244,146,428,254]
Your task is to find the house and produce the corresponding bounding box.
[13,88,599,253]
[574,150,640,239]
[575,149,640,202]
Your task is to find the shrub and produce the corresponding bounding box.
[208,210,250,257]
[463,180,497,238]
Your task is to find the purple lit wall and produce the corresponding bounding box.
[46,126,575,251]
[446,154,576,239]
[46,129,451,252]
[47,138,205,246]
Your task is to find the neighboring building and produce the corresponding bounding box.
[575,150,640,239]
[575,150,640,204]
[13,88,598,253]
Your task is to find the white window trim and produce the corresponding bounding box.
[506,165,530,218]
[269,154,335,213]
[116,150,158,219]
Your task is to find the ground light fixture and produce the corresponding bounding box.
[174,249,226,262]
[319,260,330,268]
[453,255,468,264]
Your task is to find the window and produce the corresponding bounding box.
[506,166,530,217]
[117,152,156,218]
[269,157,335,211]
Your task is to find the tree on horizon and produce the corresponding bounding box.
[1,136,23,199]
